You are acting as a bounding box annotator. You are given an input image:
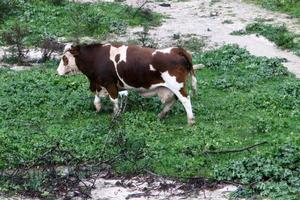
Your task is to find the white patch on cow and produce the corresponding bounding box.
[63,43,73,53]
[109,45,132,88]
[152,47,174,56]
[103,43,111,47]
[57,51,79,76]
[149,64,156,71]
[118,46,127,64]
[161,71,183,91]
[119,90,128,97]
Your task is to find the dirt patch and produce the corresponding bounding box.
[87,173,237,200]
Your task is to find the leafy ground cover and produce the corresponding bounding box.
[0,0,161,46]
[1,45,300,198]
[250,0,300,18]
[231,22,300,55]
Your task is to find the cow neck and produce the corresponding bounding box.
[75,54,94,79]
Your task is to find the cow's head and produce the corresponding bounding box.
[57,44,80,76]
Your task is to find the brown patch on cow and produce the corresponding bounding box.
[179,86,188,97]
[171,48,193,70]
[63,55,68,65]
[151,47,192,74]
[115,54,120,63]
[105,84,118,99]
[70,46,80,56]
[90,81,102,92]
[168,67,188,83]
[72,44,119,93]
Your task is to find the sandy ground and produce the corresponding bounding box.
[116,0,300,77]
[88,176,237,200]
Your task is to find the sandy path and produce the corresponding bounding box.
[120,0,300,77]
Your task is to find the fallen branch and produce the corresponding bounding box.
[203,141,268,155]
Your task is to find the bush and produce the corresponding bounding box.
[1,22,29,65]
[253,0,300,18]
[214,144,300,199]
[0,0,20,21]
[48,0,65,5]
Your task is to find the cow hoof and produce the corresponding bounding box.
[188,118,195,125]
[158,112,166,119]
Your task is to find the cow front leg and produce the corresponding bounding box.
[109,96,119,115]
[94,93,101,112]
[158,97,176,119]
[105,84,120,116]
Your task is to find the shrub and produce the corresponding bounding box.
[1,22,29,65]
[0,0,19,21]
[214,144,300,199]
[245,23,298,50]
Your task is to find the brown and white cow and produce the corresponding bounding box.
[57,43,197,125]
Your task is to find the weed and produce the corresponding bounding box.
[1,22,29,65]
[230,29,247,35]
[0,0,19,22]
[0,1,162,46]
[251,0,300,18]
[40,37,64,63]
[135,25,158,48]
[222,19,234,24]
[214,144,300,199]
[246,23,299,49]
[231,22,300,55]
[176,36,206,53]
[209,0,221,6]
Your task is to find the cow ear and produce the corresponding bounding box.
[70,45,80,56]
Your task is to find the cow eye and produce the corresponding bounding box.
[63,56,68,65]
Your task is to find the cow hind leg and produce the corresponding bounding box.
[93,88,109,112]
[167,86,195,125]
[157,87,176,119]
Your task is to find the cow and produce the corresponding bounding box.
[57,43,198,125]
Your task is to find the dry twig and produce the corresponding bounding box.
[203,141,268,154]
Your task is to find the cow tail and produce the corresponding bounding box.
[176,48,197,95]
[191,69,197,95]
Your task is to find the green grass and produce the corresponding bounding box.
[0,0,162,46]
[250,0,300,18]
[231,22,300,55]
[1,45,300,198]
